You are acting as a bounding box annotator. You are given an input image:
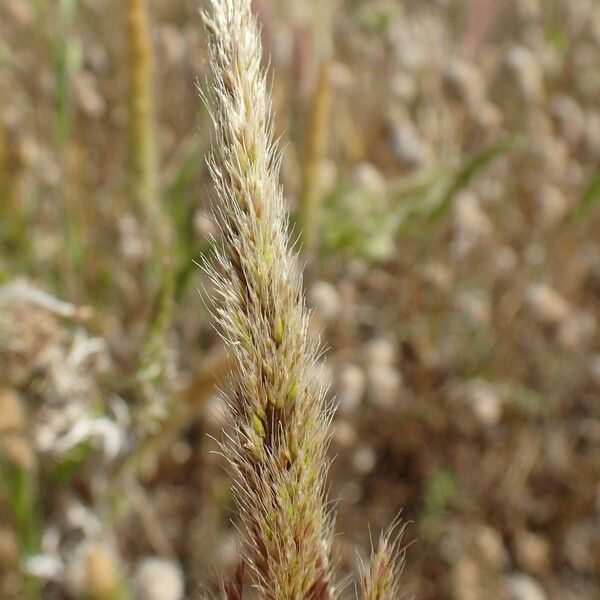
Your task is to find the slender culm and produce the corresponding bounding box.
[298,59,332,257]
[127,0,176,424]
[127,0,158,213]
[201,0,335,598]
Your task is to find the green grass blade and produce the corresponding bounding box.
[564,168,600,225]
[428,135,523,225]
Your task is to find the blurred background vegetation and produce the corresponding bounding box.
[1,0,599,598]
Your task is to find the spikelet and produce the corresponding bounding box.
[201,0,335,597]
[358,522,406,600]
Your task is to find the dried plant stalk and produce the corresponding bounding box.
[0,119,19,246]
[126,0,174,300]
[127,0,158,214]
[297,59,332,257]
[202,0,335,597]
[127,0,175,421]
[358,524,405,600]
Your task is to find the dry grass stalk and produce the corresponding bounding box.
[0,118,19,246]
[126,0,158,216]
[127,0,176,421]
[298,59,332,257]
[201,0,335,597]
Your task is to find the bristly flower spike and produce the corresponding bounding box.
[201,0,336,598]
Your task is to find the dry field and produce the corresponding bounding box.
[1,0,599,598]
